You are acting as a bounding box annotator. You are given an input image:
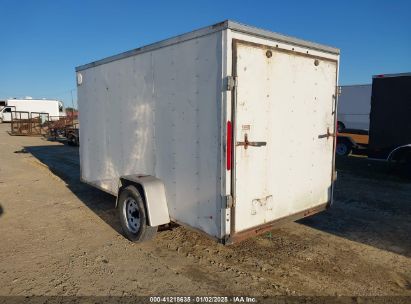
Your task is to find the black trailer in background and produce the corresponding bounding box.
[368,73,411,160]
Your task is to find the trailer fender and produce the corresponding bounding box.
[118,175,170,227]
[387,144,411,162]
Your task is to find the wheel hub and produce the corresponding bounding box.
[124,198,140,233]
[336,143,348,155]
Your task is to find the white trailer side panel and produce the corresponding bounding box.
[337,84,371,130]
[78,32,223,239]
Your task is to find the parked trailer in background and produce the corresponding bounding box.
[0,98,65,123]
[369,73,411,164]
[76,20,339,244]
[337,84,371,131]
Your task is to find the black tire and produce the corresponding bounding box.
[117,185,157,242]
[336,141,352,156]
[67,134,78,146]
[337,121,345,133]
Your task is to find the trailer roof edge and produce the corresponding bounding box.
[226,20,339,56]
[372,72,411,79]
[76,20,339,72]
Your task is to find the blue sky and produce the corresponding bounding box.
[1,0,410,108]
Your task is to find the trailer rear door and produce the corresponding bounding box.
[232,40,337,234]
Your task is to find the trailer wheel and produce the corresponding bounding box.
[337,121,345,133]
[117,185,157,242]
[336,141,352,156]
[67,134,78,146]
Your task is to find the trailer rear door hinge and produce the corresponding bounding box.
[225,195,234,209]
[225,76,237,91]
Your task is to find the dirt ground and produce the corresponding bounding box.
[0,123,410,298]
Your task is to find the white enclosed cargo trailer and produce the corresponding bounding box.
[0,98,65,123]
[337,84,371,131]
[76,20,339,244]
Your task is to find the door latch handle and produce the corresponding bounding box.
[318,127,335,139]
[236,134,267,149]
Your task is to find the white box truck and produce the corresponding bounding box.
[0,98,65,123]
[76,20,339,244]
[337,84,371,131]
